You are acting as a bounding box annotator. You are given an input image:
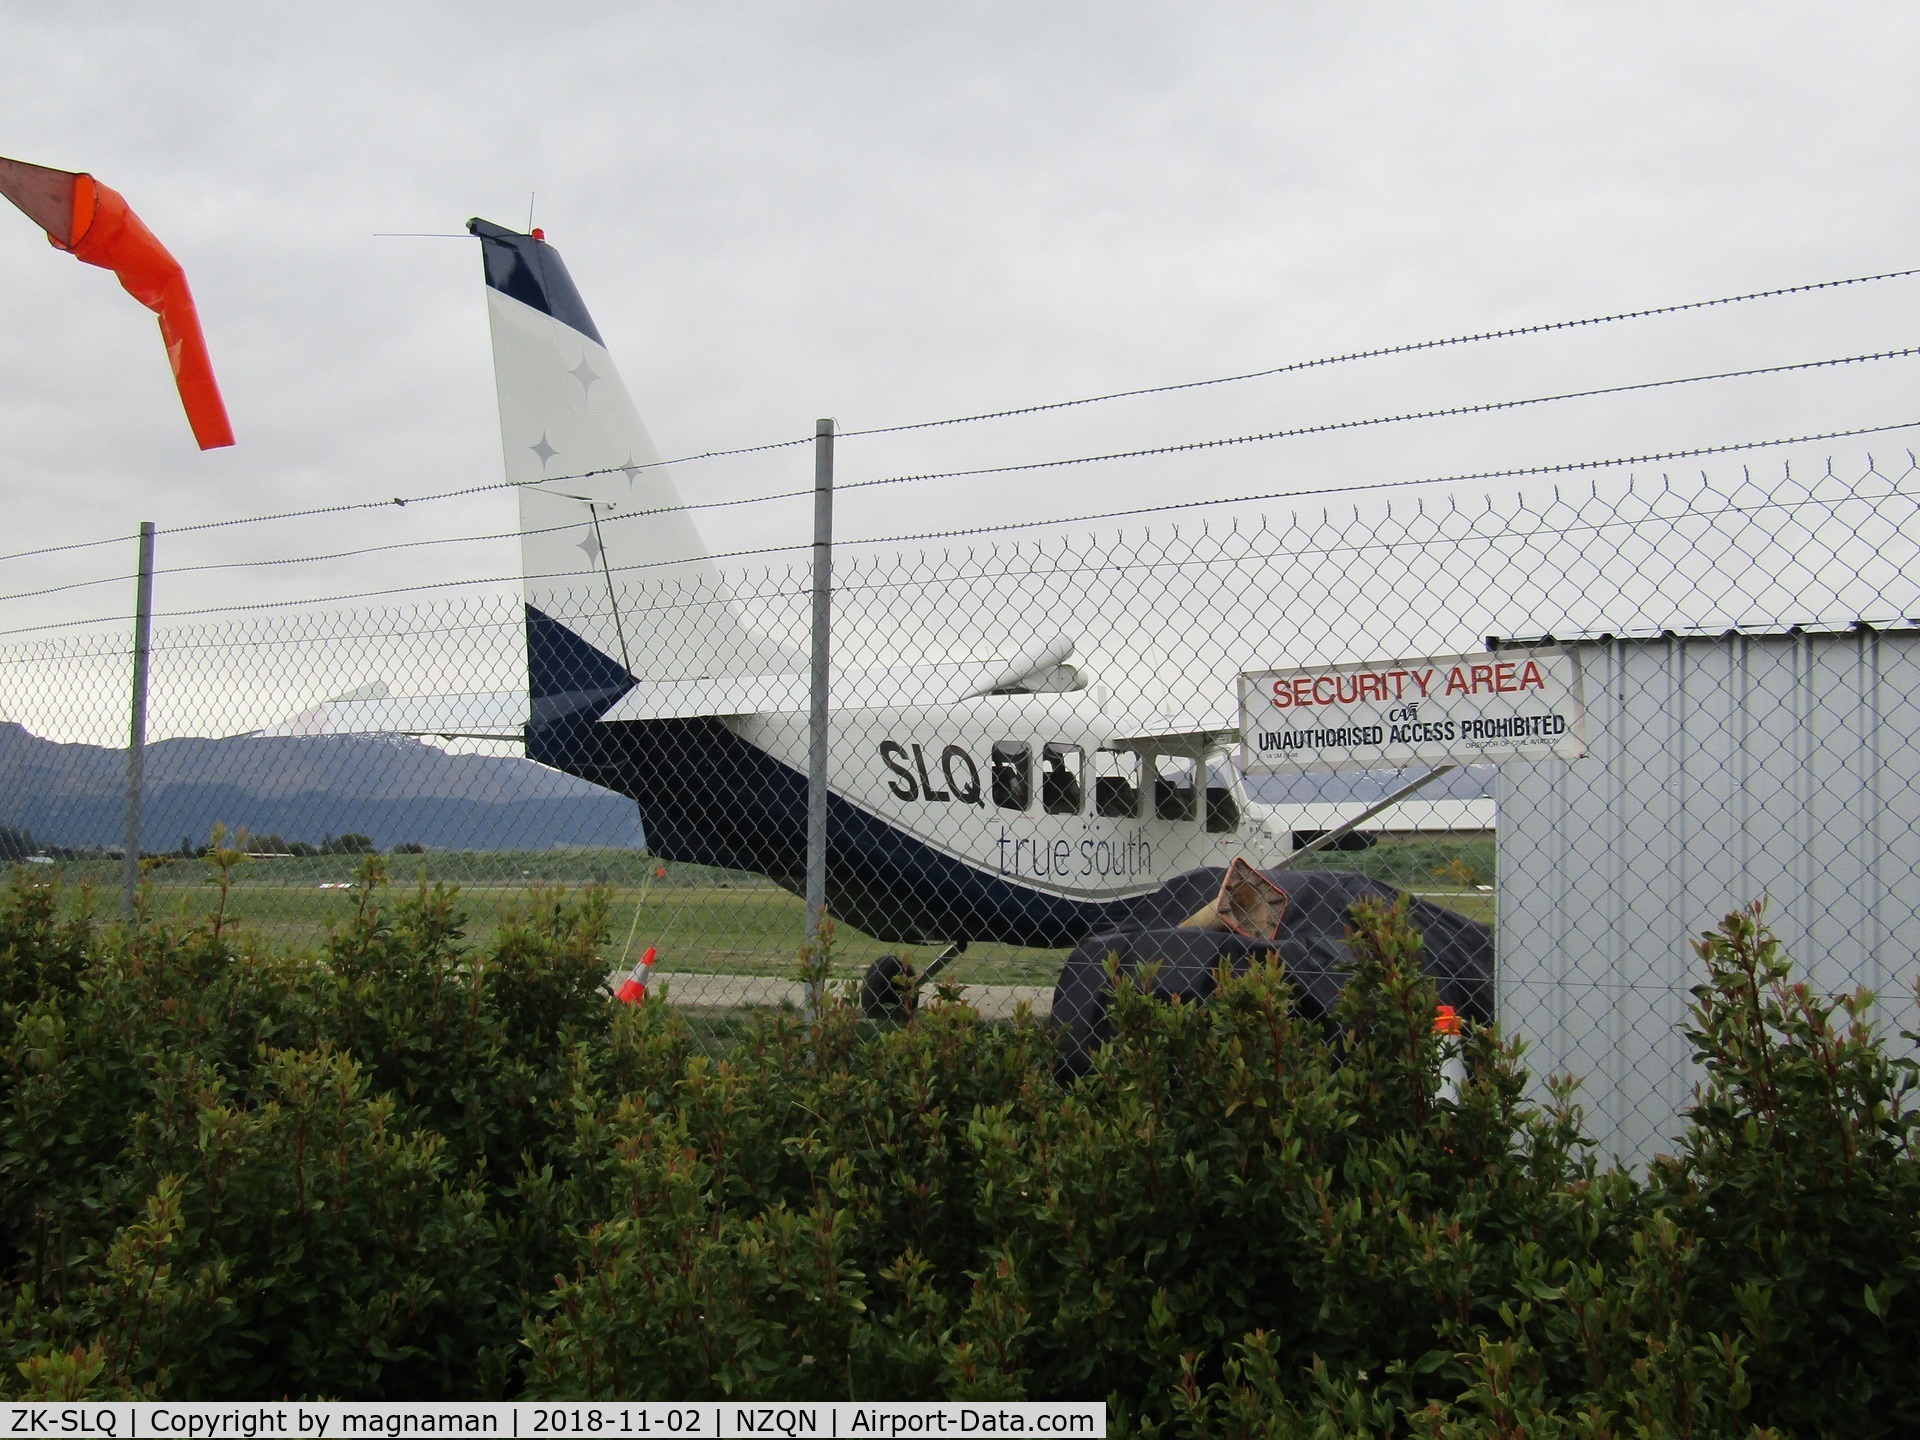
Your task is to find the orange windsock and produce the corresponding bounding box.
[0,156,233,450]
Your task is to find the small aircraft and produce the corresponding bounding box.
[468,217,1280,955]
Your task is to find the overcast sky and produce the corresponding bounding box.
[3,3,1920,641]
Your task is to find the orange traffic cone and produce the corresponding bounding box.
[616,947,657,1004]
[1434,1004,1465,1101]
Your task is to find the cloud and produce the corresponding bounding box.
[0,0,1917,641]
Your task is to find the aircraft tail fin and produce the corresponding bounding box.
[470,218,799,712]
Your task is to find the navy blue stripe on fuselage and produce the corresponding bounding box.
[468,217,605,345]
[528,706,1135,949]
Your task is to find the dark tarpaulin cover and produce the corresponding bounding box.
[1052,866,1493,1080]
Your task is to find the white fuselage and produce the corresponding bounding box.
[727,690,1281,904]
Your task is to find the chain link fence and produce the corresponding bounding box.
[1,455,1916,1162]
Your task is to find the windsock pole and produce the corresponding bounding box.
[616,947,657,1004]
[120,522,154,920]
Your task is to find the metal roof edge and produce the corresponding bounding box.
[1488,617,1920,649]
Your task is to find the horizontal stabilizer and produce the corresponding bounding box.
[257,682,527,738]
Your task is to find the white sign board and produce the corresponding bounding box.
[1240,648,1587,773]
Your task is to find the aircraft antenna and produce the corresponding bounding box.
[548,492,632,675]
[586,501,631,675]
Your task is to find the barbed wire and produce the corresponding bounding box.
[0,432,816,568]
[829,343,1920,499]
[1,262,1913,570]
[831,264,1920,440]
[6,342,1913,606]
[1,418,1910,637]
[843,418,1920,548]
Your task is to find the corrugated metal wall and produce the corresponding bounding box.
[1496,626,1920,1165]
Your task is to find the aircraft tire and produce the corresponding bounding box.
[859,954,916,1021]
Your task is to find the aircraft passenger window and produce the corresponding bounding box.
[1205,759,1241,833]
[1093,750,1139,818]
[1042,743,1085,815]
[1153,754,1197,821]
[992,742,1031,810]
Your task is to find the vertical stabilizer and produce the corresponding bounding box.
[470,218,796,709]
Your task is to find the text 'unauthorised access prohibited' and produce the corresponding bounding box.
[1240,646,1587,772]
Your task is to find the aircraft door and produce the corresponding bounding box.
[1205,753,1242,833]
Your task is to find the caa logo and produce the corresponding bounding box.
[879,741,983,806]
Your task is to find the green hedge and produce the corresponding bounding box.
[1,852,1916,1435]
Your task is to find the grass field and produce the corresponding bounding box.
[32,832,1496,991]
[1286,831,1497,927]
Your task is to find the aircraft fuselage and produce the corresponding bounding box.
[530,692,1270,948]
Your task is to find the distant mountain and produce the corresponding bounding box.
[0,722,643,854]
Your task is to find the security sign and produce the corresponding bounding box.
[1240,648,1586,773]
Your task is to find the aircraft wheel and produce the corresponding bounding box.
[859,954,916,1021]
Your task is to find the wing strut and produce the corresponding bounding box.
[1273,764,1459,868]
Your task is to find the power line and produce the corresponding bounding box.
[0,416,1908,636]
[2,261,1914,570]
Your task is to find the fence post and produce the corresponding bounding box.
[806,419,835,949]
[120,521,155,920]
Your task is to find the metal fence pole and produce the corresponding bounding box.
[120,521,155,920]
[806,419,835,945]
